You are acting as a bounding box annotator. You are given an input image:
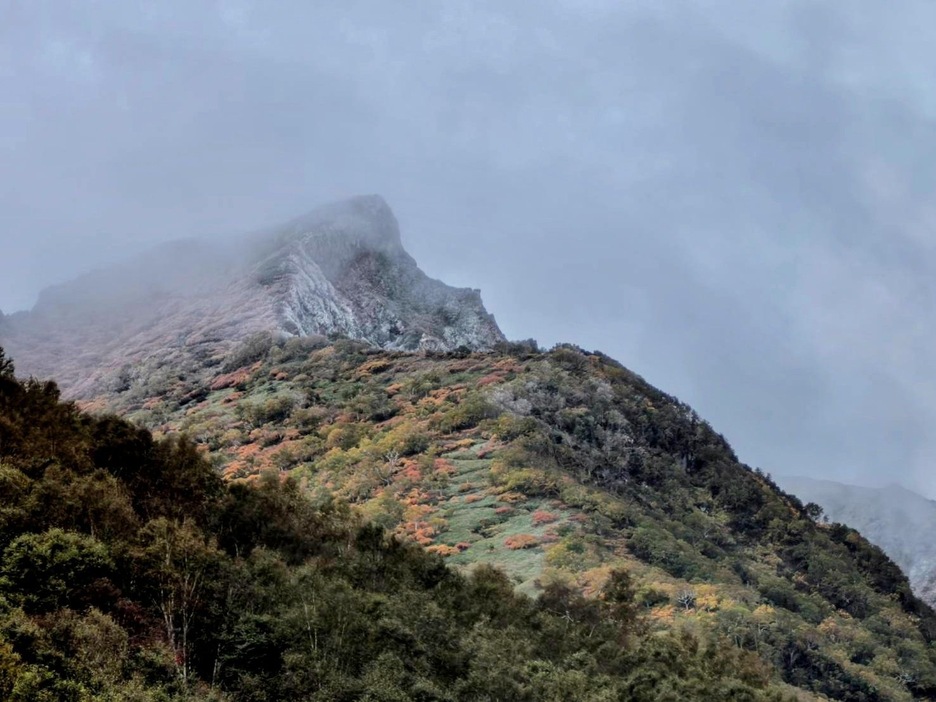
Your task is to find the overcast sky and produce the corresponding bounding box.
[4,1,936,494]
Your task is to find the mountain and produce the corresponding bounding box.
[46,334,935,700]
[3,197,936,700]
[779,476,936,607]
[0,195,503,399]
[0,353,792,701]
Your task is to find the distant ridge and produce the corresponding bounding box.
[779,474,936,606]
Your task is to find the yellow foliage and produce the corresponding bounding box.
[752,604,776,621]
[695,584,721,612]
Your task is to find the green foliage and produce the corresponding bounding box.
[4,336,935,700]
[433,393,499,433]
[222,332,274,372]
[0,348,797,701]
[1,529,113,614]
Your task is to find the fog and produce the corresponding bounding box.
[4,1,936,493]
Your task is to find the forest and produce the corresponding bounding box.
[0,346,792,700]
[3,338,936,700]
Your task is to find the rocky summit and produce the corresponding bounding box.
[0,195,504,398]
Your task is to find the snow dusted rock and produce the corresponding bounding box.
[1,195,504,397]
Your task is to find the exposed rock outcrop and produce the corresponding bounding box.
[0,195,504,397]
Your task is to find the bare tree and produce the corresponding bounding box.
[676,589,697,611]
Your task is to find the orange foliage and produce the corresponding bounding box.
[235,443,262,459]
[354,359,392,378]
[497,492,526,504]
[433,458,456,475]
[476,373,505,388]
[426,544,460,557]
[494,506,514,516]
[504,534,539,550]
[464,494,484,504]
[494,358,523,373]
[210,362,261,390]
[400,461,422,481]
[445,359,477,373]
[403,502,434,523]
[407,522,437,546]
[77,398,109,413]
[532,510,559,526]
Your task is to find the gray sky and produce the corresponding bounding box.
[4,0,936,494]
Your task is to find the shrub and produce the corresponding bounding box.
[1,529,114,613]
[223,332,274,372]
[505,534,539,550]
[532,510,559,526]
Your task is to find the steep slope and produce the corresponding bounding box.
[74,337,936,701]
[6,195,936,699]
[0,351,796,701]
[779,476,936,607]
[0,195,503,399]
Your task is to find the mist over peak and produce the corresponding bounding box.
[0,195,503,397]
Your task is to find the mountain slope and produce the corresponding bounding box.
[0,195,503,399]
[779,476,936,607]
[0,350,795,701]
[69,337,936,701]
[4,196,936,700]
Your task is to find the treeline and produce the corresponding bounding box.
[499,345,936,698]
[0,348,790,701]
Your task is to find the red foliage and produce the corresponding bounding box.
[477,373,505,388]
[210,362,260,390]
[540,531,560,544]
[433,458,456,475]
[400,461,422,481]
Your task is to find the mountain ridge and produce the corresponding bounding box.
[3,197,936,699]
[0,195,504,398]
[778,474,936,608]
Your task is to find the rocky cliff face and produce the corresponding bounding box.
[0,195,504,398]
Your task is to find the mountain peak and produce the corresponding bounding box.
[273,194,403,254]
[0,196,504,397]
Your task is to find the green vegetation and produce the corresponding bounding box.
[0,348,796,700]
[10,336,936,700]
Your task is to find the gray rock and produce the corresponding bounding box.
[0,195,504,397]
